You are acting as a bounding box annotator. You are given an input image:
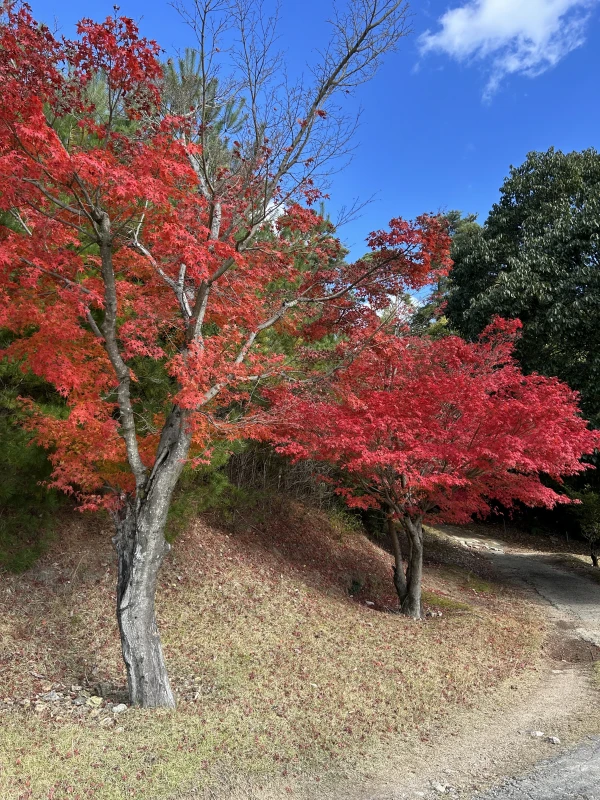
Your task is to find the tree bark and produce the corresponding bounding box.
[400,517,423,620]
[591,541,599,568]
[112,408,191,708]
[113,503,175,707]
[386,513,423,619]
[387,514,407,601]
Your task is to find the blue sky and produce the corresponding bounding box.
[29,0,600,259]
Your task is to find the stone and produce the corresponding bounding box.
[547,736,561,745]
[112,703,128,714]
[115,726,125,734]
[528,730,545,738]
[41,690,61,702]
[86,695,103,707]
[99,716,115,728]
[432,783,449,794]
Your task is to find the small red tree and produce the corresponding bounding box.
[0,2,444,705]
[269,319,600,618]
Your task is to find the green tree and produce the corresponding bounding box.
[446,148,600,424]
[569,488,600,567]
[409,210,478,338]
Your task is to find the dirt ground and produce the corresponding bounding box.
[339,527,600,800]
[172,524,600,800]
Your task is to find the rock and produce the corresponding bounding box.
[99,716,114,728]
[89,709,101,718]
[70,684,82,692]
[86,695,103,707]
[41,690,61,702]
[73,695,87,706]
[115,726,125,734]
[547,736,561,745]
[112,703,128,715]
[432,783,449,794]
[528,730,545,738]
[365,601,375,606]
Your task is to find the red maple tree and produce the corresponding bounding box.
[269,319,600,617]
[0,2,442,704]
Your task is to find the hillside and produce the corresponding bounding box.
[0,499,542,800]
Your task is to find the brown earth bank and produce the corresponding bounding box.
[0,501,593,800]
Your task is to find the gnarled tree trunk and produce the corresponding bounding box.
[386,513,424,620]
[112,409,191,708]
[113,502,175,707]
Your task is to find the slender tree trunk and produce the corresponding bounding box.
[112,408,191,708]
[591,540,599,568]
[387,514,407,602]
[400,517,424,620]
[386,512,424,620]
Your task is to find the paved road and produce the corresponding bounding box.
[487,551,600,647]
[474,736,600,800]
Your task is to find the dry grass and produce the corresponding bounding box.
[0,503,542,800]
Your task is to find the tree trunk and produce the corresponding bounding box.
[113,502,175,708]
[591,541,599,568]
[387,515,407,601]
[386,513,424,620]
[112,408,191,708]
[401,517,423,619]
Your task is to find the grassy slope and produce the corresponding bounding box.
[0,501,542,800]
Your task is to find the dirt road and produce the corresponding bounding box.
[350,532,600,800]
[448,536,600,800]
[468,548,600,800]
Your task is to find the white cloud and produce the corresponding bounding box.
[419,0,598,98]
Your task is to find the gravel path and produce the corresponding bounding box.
[474,736,600,800]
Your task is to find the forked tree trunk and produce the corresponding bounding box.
[387,513,424,620]
[112,409,191,708]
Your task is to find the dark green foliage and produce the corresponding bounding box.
[165,441,248,542]
[0,333,66,571]
[446,148,600,424]
[569,488,600,566]
[409,211,478,338]
[0,416,63,572]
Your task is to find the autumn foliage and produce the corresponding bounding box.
[0,2,452,702]
[0,4,450,509]
[268,318,600,614]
